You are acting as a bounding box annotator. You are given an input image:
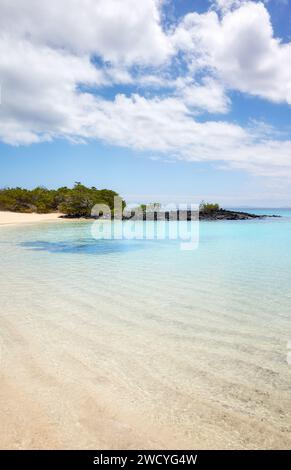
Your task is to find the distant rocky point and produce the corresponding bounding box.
[122,208,280,221]
[199,209,280,221]
[66,207,280,221]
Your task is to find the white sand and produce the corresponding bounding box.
[0,211,64,226]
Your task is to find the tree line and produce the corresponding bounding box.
[0,182,125,217]
[0,183,220,218]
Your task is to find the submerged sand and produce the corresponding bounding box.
[1,299,290,450]
[0,219,291,450]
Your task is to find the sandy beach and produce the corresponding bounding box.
[0,211,64,226]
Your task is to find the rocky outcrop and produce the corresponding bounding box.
[62,208,280,221]
[123,209,279,221]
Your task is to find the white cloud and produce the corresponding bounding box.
[85,94,291,178]
[3,82,291,178]
[0,0,291,181]
[173,2,291,104]
[177,78,230,114]
[0,36,105,144]
[0,0,171,66]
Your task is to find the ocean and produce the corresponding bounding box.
[0,210,291,449]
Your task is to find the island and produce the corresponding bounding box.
[123,202,277,221]
[0,184,278,221]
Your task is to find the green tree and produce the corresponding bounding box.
[199,201,220,214]
[0,183,125,217]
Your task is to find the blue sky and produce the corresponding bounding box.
[0,0,291,206]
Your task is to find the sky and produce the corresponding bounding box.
[0,0,291,206]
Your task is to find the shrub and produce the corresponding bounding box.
[0,183,125,217]
[199,201,220,213]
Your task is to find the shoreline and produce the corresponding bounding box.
[0,211,64,226]
[0,209,278,227]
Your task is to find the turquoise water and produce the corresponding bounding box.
[230,208,291,217]
[0,211,291,449]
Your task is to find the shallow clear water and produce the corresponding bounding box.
[0,212,291,449]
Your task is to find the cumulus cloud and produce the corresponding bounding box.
[0,0,291,179]
[0,36,106,144]
[0,0,171,65]
[86,95,291,177]
[176,78,230,114]
[174,1,291,104]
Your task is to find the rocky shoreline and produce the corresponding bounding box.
[199,209,277,221]
[122,208,280,221]
[61,209,280,221]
